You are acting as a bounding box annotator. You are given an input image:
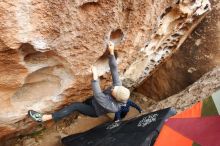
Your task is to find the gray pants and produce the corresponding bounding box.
[52,98,98,121]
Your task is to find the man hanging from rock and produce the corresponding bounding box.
[28,41,142,123]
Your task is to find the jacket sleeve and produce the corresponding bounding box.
[92,80,103,97]
[92,80,120,113]
[127,99,142,113]
[108,55,122,86]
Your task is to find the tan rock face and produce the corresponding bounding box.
[0,0,211,140]
[123,0,211,89]
[136,0,220,100]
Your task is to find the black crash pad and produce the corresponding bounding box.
[62,107,176,146]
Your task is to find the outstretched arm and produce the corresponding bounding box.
[127,99,142,113]
[108,41,122,86]
[91,66,119,113]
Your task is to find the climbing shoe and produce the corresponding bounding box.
[28,110,43,122]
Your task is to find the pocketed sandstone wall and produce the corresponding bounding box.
[136,0,220,101]
[0,0,211,140]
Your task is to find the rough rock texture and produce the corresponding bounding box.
[0,0,211,141]
[123,0,211,89]
[136,0,220,100]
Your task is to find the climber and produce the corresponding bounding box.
[28,41,142,123]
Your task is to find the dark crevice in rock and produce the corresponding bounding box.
[110,29,124,45]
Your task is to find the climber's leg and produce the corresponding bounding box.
[28,110,44,122]
[52,102,97,122]
[83,97,93,105]
[28,101,97,122]
[28,98,97,122]
[28,110,53,122]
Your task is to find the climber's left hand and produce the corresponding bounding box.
[91,66,98,80]
[108,41,115,55]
